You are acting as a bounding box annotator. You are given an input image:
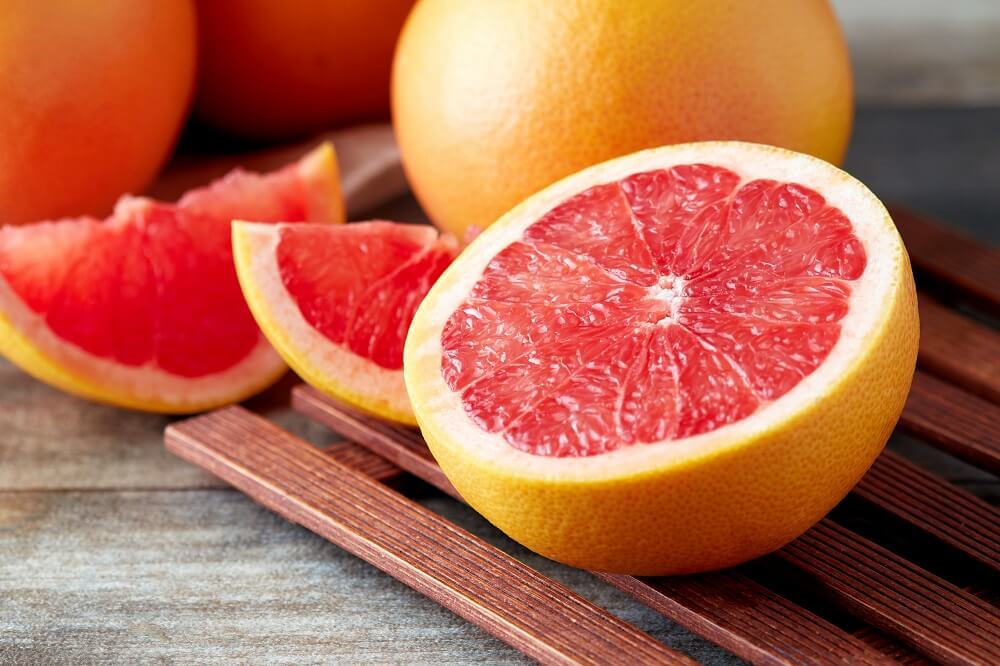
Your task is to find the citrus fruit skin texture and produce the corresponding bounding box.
[195,0,415,140]
[0,1,196,225]
[0,145,343,414]
[233,221,456,425]
[393,0,853,240]
[405,142,919,575]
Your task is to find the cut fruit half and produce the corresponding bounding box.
[233,221,457,424]
[0,144,344,413]
[405,141,919,575]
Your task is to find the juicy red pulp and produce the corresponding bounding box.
[441,164,867,457]
[277,223,455,370]
[0,165,314,377]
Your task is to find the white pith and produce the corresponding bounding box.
[0,272,285,409]
[650,275,686,325]
[235,223,412,419]
[406,141,906,481]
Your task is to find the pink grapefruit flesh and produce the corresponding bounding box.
[278,223,455,370]
[0,143,343,412]
[233,221,457,424]
[442,165,866,457]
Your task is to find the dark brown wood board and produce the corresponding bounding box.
[916,295,1000,404]
[852,451,1000,572]
[901,372,1000,474]
[890,206,1000,313]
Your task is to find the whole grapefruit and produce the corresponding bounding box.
[195,0,415,140]
[393,0,854,239]
[0,1,196,225]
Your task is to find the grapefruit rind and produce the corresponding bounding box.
[290,143,345,225]
[404,141,919,575]
[0,276,287,413]
[232,222,417,425]
[0,144,344,413]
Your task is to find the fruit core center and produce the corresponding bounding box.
[650,275,686,324]
[441,163,867,457]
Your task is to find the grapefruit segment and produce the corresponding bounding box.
[405,142,919,574]
[0,144,343,412]
[233,221,457,425]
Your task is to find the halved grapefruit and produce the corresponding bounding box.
[405,142,919,575]
[233,221,457,424]
[0,144,343,413]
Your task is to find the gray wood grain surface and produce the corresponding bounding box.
[2,106,998,664]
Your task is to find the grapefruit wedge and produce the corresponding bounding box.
[405,142,919,575]
[233,221,457,424]
[0,144,343,413]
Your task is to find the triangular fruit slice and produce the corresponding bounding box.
[405,141,919,575]
[0,144,344,413]
[233,221,457,425]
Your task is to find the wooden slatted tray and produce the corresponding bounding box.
[166,207,1000,665]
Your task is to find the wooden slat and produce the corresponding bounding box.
[900,371,1000,474]
[165,407,690,666]
[890,205,1000,312]
[324,440,401,482]
[292,386,897,665]
[293,386,459,499]
[917,294,1000,404]
[851,627,933,666]
[778,520,1000,665]
[853,450,1000,572]
[597,572,891,666]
